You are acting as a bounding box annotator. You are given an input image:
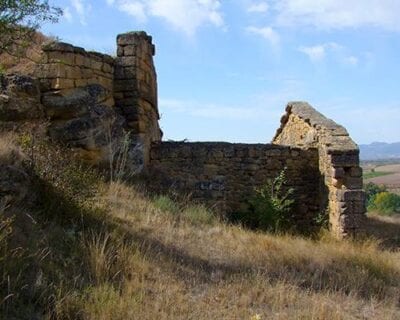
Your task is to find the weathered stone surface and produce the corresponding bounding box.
[273,101,366,238]
[42,84,110,119]
[0,74,44,121]
[149,142,320,226]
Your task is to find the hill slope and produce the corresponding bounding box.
[360,142,400,160]
[1,134,400,319]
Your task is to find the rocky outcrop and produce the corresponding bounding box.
[0,74,44,121]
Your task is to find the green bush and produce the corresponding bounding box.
[233,169,295,232]
[364,182,387,207]
[369,192,400,215]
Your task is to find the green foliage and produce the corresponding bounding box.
[364,182,387,207]
[153,195,216,225]
[0,0,62,53]
[363,171,392,179]
[234,169,295,232]
[153,195,180,214]
[369,192,400,215]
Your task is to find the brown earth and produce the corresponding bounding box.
[364,164,400,193]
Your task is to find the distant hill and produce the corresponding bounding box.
[359,142,400,160]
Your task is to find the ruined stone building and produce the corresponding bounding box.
[0,31,366,238]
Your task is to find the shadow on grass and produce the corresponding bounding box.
[363,214,400,250]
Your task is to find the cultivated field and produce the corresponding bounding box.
[363,162,400,194]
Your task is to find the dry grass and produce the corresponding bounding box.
[0,135,400,319]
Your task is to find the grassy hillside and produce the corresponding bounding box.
[1,133,400,319]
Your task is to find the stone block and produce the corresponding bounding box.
[116,56,137,67]
[102,63,113,74]
[117,46,124,57]
[332,167,345,179]
[124,45,136,56]
[47,51,75,65]
[65,66,82,79]
[75,54,85,66]
[81,67,94,79]
[329,152,359,167]
[83,56,92,68]
[51,78,75,90]
[335,190,366,202]
[340,214,366,229]
[91,60,103,71]
[344,176,363,189]
[74,79,88,87]
[349,166,363,178]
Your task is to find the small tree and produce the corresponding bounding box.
[0,0,61,53]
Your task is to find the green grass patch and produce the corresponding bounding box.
[363,171,393,179]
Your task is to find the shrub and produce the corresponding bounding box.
[364,182,387,207]
[369,192,400,215]
[153,195,180,214]
[234,169,295,232]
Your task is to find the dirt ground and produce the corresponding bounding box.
[364,163,400,193]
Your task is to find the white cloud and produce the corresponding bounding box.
[273,0,400,32]
[71,0,90,25]
[108,0,224,36]
[247,2,269,13]
[119,1,146,23]
[246,26,279,47]
[343,55,359,66]
[299,42,358,66]
[63,7,73,22]
[298,45,326,62]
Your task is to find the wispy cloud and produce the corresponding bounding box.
[70,0,90,25]
[63,7,73,22]
[106,0,224,36]
[298,42,358,66]
[274,0,400,32]
[247,2,269,13]
[298,44,326,62]
[246,26,279,47]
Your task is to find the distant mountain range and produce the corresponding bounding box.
[359,142,400,160]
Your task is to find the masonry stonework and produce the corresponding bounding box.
[0,31,366,238]
[150,142,320,228]
[114,32,162,167]
[273,102,366,238]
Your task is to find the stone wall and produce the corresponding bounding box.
[27,31,162,169]
[150,142,320,228]
[36,42,114,106]
[1,31,367,237]
[115,32,162,167]
[273,102,366,238]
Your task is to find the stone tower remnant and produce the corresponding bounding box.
[0,31,366,238]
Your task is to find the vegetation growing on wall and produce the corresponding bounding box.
[232,169,296,233]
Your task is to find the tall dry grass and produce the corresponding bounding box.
[0,134,399,319]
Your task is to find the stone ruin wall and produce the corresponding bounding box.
[36,42,115,105]
[150,142,321,228]
[114,32,162,166]
[0,31,366,238]
[29,31,162,167]
[273,102,366,237]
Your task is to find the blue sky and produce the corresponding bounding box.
[41,0,400,144]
